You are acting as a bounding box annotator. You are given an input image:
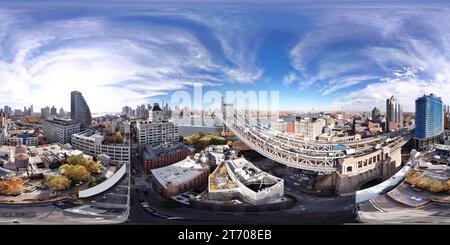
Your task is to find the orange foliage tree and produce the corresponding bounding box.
[0,177,24,195]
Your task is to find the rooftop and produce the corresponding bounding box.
[44,118,79,126]
[226,158,282,191]
[73,129,128,146]
[143,142,187,160]
[151,156,208,188]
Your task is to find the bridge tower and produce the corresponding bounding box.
[221,96,228,134]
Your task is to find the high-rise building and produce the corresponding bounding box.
[3,106,12,115]
[386,96,403,131]
[71,91,92,128]
[42,119,81,144]
[50,106,57,116]
[122,106,132,116]
[59,107,65,117]
[415,94,443,139]
[149,103,164,122]
[41,106,50,118]
[414,94,443,151]
[136,104,179,146]
[371,107,381,123]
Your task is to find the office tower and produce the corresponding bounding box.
[371,107,381,123]
[414,94,443,151]
[59,107,65,117]
[41,106,50,118]
[386,96,403,131]
[71,91,92,128]
[50,106,57,116]
[415,94,443,139]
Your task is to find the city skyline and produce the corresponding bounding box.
[2,1,450,113]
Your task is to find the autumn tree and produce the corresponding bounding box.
[66,155,102,173]
[415,178,431,190]
[46,174,71,190]
[86,160,102,173]
[59,164,90,182]
[66,155,87,166]
[429,181,447,193]
[0,177,24,195]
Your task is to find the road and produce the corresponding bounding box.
[127,149,356,225]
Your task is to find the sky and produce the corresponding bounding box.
[1,1,450,113]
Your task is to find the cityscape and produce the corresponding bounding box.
[1,0,450,233]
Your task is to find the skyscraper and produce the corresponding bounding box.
[50,106,57,116]
[415,94,443,139]
[71,91,92,128]
[41,106,50,118]
[386,96,403,131]
[371,107,381,123]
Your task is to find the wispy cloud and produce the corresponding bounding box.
[0,5,263,112]
[284,5,450,111]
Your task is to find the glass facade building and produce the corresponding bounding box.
[386,95,403,131]
[414,94,443,139]
[71,91,92,128]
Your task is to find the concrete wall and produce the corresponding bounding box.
[335,147,402,194]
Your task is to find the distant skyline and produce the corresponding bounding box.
[1,1,450,112]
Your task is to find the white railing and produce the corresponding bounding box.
[78,163,127,198]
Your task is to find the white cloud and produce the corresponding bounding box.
[285,5,450,111]
[0,7,263,112]
[320,75,379,96]
[282,72,297,87]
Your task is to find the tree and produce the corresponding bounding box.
[59,164,90,182]
[46,174,70,190]
[86,160,102,173]
[415,178,431,190]
[66,155,87,166]
[0,177,24,195]
[405,170,421,185]
[429,181,446,193]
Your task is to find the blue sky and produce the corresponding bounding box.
[1,1,450,112]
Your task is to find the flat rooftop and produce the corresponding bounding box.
[151,157,207,188]
[73,129,128,146]
[44,119,79,126]
[143,142,187,160]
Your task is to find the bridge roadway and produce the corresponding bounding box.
[228,110,412,153]
[218,107,413,173]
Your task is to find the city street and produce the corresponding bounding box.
[127,150,356,225]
